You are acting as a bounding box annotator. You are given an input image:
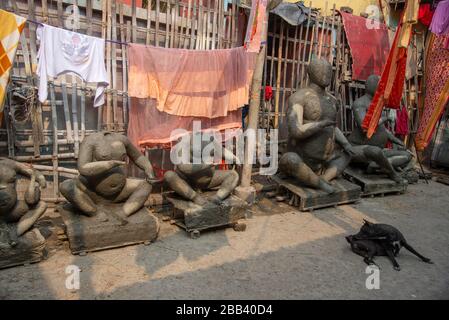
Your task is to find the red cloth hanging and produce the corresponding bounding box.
[362,8,412,138]
[418,3,434,27]
[265,85,273,101]
[395,106,409,136]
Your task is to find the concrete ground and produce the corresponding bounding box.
[1,180,448,300]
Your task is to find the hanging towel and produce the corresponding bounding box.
[415,33,449,151]
[128,44,257,119]
[127,97,243,149]
[36,24,108,107]
[0,9,26,115]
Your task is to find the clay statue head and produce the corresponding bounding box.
[366,75,380,96]
[307,57,332,88]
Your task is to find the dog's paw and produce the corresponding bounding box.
[394,266,401,271]
[423,258,434,264]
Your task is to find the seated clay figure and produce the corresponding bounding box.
[164,132,240,207]
[279,58,355,194]
[348,74,413,178]
[60,131,156,222]
[279,59,407,191]
[0,158,47,246]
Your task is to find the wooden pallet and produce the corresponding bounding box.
[59,203,159,255]
[165,192,247,238]
[343,167,407,197]
[0,227,47,269]
[271,175,361,212]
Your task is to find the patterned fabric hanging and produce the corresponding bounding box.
[0,9,26,122]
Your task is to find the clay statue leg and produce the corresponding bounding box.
[60,178,98,217]
[3,200,46,245]
[164,171,206,205]
[322,152,352,183]
[381,149,413,171]
[280,152,335,193]
[351,145,403,183]
[113,178,152,217]
[206,170,239,202]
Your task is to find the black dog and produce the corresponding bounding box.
[346,220,433,271]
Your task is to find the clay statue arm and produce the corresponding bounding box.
[123,138,156,180]
[335,127,355,155]
[77,139,125,176]
[288,103,335,140]
[352,103,364,129]
[12,160,46,188]
[386,130,406,148]
[212,139,240,164]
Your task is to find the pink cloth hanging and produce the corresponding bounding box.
[128,44,257,119]
[127,98,243,149]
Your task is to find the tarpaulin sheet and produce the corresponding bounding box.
[340,11,390,81]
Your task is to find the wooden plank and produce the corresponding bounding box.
[106,0,112,130]
[272,175,361,212]
[49,83,59,198]
[155,0,160,46]
[343,167,407,197]
[274,21,284,129]
[99,0,108,130]
[86,0,92,35]
[184,0,192,49]
[60,83,74,143]
[211,0,217,49]
[165,0,171,48]
[120,4,129,129]
[71,81,80,157]
[191,0,198,49]
[318,1,328,59]
[111,0,118,130]
[146,0,152,45]
[300,2,312,88]
[57,0,64,27]
[281,24,290,125]
[131,0,137,43]
[205,0,211,49]
[198,0,204,49]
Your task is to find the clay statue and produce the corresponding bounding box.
[348,74,413,178]
[0,158,47,246]
[279,58,353,194]
[164,132,239,207]
[60,131,156,221]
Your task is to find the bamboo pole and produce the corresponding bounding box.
[274,20,284,129]
[240,1,271,189]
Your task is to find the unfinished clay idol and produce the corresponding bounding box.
[0,158,47,268]
[58,131,159,254]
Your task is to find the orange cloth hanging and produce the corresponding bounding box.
[128,44,257,119]
[362,1,418,138]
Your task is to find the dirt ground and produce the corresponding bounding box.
[1,180,448,300]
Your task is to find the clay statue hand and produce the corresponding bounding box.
[36,173,47,188]
[110,160,126,167]
[210,195,222,205]
[319,119,337,128]
[343,145,357,157]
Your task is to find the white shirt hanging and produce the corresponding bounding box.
[36,24,108,107]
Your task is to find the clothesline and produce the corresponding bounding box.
[26,18,267,48]
[26,19,128,46]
